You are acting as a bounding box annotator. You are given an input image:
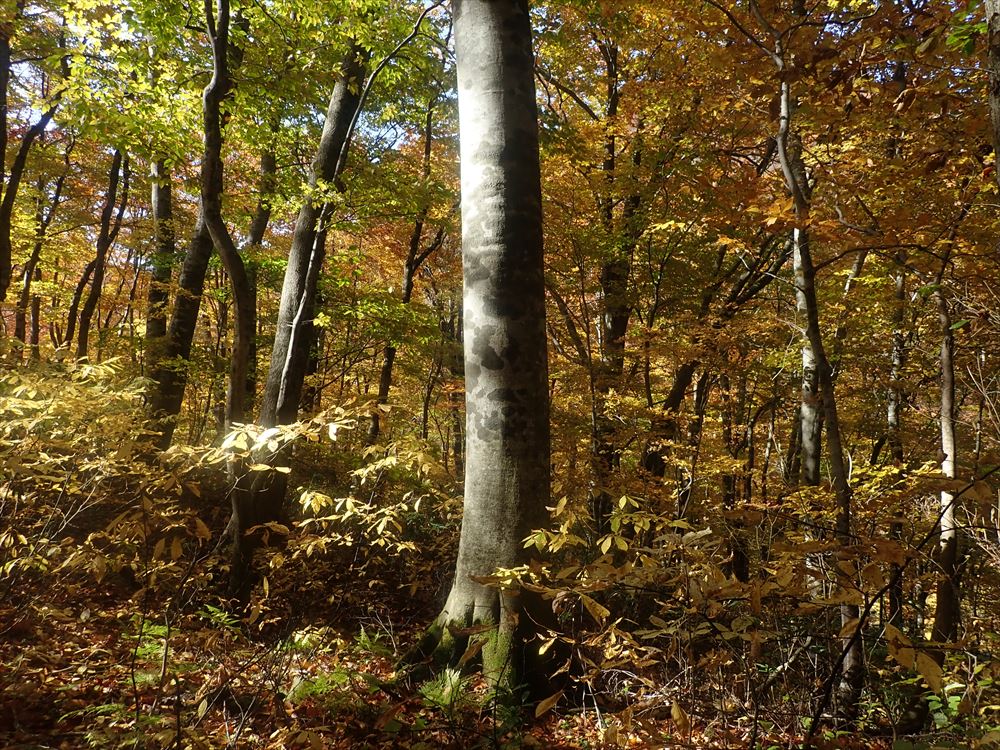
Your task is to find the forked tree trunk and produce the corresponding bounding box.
[228,44,367,600]
[14,166,68,356]
[259,44,367,428]
[147,4,261,449]
[201,0,254,428]
[417,0,552,694]
[77,150,129,360]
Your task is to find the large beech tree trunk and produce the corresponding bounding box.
[76,150,129,360]
[419,0,551,693]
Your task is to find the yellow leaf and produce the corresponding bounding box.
[671,701,691,734]
[535,689,563,718]
[916,652,943,694]
[885,622,916,669]
[580,594,610,625]
[838,617,861,639]
[193,517,212,540]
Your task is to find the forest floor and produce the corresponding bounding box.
[0,539,900,750]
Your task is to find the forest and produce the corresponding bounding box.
[1,0,999,747]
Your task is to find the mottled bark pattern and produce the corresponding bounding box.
[431,0,550,690]
[931,288,960,643]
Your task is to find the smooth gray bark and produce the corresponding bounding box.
[772,35,862,710]
[426,0,551,691]
[931,283,959,644]
[227,45,366,600]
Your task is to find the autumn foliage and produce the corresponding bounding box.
[2,0,1000,748]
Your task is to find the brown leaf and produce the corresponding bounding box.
[535,690,563,718]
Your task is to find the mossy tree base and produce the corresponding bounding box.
[406,584,559,702]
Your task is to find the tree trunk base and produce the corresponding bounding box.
[404,585,561,702]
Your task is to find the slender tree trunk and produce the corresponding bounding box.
[29,267,41,359]
[14,180,57,356]
[200,0,254,428]
[794,234,821,484]
[0,0,58,301]
[641,359,697,477]
[931,286,960,643]
[146,144,273,446]
[77,151,129,360]
[367,100,443,443]
[64,261,94,347]
[590,57,642,533]
[226,44,366,599]
[887,253,907,628]
[259,44,367,428]
[418,0,552,694]
[774,54,863,710]
[148,218,214,449]
[145,159,176,371]
[243,145,277,407]
[987,0,1000,193]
